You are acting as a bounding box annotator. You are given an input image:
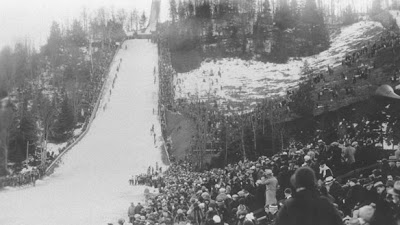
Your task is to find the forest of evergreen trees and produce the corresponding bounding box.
[160,0,332,64]
[0,8,128,175]
[160,0,400,66]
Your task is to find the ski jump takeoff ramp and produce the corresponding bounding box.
[0,40,165,225]
[145,0,161,34]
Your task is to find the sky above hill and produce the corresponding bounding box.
[0,0,157,50]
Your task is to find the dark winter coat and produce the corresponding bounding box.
[134,204,143,214]
[327,181,343,204]
[275,189,343,225]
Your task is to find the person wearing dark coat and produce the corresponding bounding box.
[254,178,266,210]
[244,189,256,212]
[275,167,342,225]
[134,202,143,215]
[328,145,342,170]
[343,178,366,215]
[324,176,343,205]
[229,194,240,211]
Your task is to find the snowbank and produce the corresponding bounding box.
[174,21,384,110]
[73,127,83,137]
[46,142,68,156]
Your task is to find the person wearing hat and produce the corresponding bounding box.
[374,181,387,200]
[370,181,400,225]
[264,169,278,207]
[343,178,364,216]
[328,142,342,170]
[324,176,343,205]
[173,208,186,224]
[134,202,144,215]
[128,202,136,223]
[239,189,254,212]
[395,161,400,177]
[388,180,400,205]
[229,194,240,210]
[387,156,398,176]
[187,202,204,225]
[206,202,219,225]
[236,198,250,219]
[318,161,333,182]
[254,177,267,210]
[275,167,342,225]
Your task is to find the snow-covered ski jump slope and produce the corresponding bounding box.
[0,40,165,225]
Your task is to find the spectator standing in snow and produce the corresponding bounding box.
[134,202,143,215]
[128,202,135,223]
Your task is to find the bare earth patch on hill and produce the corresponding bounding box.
[165,110,197,160]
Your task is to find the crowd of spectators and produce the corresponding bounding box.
[119,139,400,225]
[0,166,44,188]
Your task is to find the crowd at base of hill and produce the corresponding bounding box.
[0,164,48,189]
[109,140,400,225]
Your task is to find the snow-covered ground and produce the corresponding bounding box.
[47,142,68,156]
[0,40,165,225]
[390,10,400,27]
[174,21,384,109]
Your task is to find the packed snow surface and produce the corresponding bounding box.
[0,40,165,225]
[174,21,383,109]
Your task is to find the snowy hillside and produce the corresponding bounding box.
[174,21,384,110]
[0,40,165,225]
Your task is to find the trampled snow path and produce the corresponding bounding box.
[0,40,165,225]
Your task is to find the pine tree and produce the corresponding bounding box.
[170,0,178,23]
[178,0,186,21]
[45,21,64,67]
[254,0,273,53]
[9,105,37,163]
[299,0,330,55]
[291,80,314,117]
[53,94,75,142]
[371,0,383,15]
[274,0,293,30]
[68,20,87,47]
[342,5,357,26]
[290,0,301,23]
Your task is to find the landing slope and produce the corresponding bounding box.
[0,40,164,225]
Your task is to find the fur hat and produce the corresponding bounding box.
[292,166,317,189]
